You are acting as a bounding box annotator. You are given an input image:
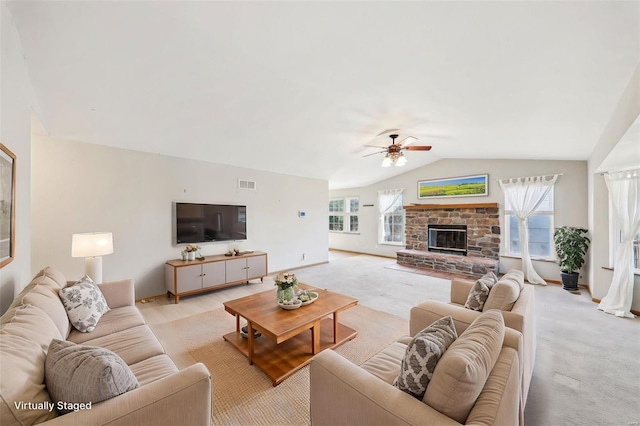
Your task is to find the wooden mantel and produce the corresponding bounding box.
[404,202,498,210]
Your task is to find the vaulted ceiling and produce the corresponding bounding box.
[7,1,639,188]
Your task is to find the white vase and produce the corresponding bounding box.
[187,251,195,261]
[181,251,187,260]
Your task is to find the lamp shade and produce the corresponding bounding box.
[72,232,114,257]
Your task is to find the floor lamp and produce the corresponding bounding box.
[72,232,114,284]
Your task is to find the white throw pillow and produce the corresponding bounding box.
[59,275,110,332]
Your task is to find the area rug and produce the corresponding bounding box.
[164,305,409,426]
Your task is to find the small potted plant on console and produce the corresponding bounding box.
[553,226,590,291]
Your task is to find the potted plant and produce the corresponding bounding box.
[553,226,590,291]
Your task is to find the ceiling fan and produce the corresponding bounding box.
[363,133,432,167]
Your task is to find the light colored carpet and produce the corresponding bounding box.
[144,252,640,425]
[165,304,408,426]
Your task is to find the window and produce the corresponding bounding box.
[504,188,554,259]
[329,197,359,232]
[379,189,404,245]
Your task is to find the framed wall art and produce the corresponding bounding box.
[0,143,16,268]
[418,174,488,199]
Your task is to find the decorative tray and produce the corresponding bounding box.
[298,291,319,306]
[279,300,302,310]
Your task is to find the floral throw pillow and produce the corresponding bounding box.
[464,272,499,311]
[59,275,110,332]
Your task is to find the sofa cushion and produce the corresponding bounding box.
[22,287,71,339]
[129,354,179,386]
[59,275,110,333]
[67,306,146,344]
[423,309,505,423]
[34,266,68,289]
[8,274,61,312]
[360,341,407,384]
[504,269,525,290]
[78,325,166,365]
[393,316,457,399]
[0,334,58,425]
[45,339,139,413]
[464,272,498,311]
[465,347,520,426]
[0,304,61,350]
[483,275,521,311]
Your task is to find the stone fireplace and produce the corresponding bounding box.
[397,203,500,277]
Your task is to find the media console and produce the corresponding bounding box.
[165,251,268,303]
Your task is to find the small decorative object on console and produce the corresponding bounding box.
[183,244,200,261]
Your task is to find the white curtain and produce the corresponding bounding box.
[499,175,559,285]
[598,170,640,318]
[378,188,404,243]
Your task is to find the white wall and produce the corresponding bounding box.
[31,136,328,299]
[588,63,640,312]
[0,4,40,313]
[329,158,588,284]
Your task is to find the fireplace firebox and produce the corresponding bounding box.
[428,224,467,256]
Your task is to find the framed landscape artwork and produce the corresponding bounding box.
[0,144,15,268]
[418,174,488,199]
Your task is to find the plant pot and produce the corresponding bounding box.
[187,251,196,261]
[560,271,579,291]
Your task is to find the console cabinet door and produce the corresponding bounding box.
[202,261,226,288]
[247,255,267,280]
[225,258,249,283]
[176,264,204,292]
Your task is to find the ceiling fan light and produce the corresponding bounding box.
[396,155,407,167]
[381,156,392,167]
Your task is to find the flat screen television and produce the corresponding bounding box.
[174,202,247,244]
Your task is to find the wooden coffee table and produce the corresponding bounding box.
[222,284,358,385]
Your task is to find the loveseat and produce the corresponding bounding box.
[310,309,524,425]
[0,267,212,426]
[410,269,536,406]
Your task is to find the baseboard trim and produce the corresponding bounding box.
[136,294,166,304]
[269,261,329,276]
[544,279,590,290]
[329,248,397,260]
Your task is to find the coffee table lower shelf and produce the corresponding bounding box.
[223,318,357,385]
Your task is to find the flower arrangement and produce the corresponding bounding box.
[274,272,297,290]
[184,244,200,253]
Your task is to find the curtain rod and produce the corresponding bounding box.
[600,169,640,176]
[496,173,563,182]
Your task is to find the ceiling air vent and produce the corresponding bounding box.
[238,179,256,190]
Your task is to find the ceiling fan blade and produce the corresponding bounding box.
[399,136,418,147]
[376,128,401,137]
[363,150,387,157]
[364,144,389,149]
[403,146,432,151]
